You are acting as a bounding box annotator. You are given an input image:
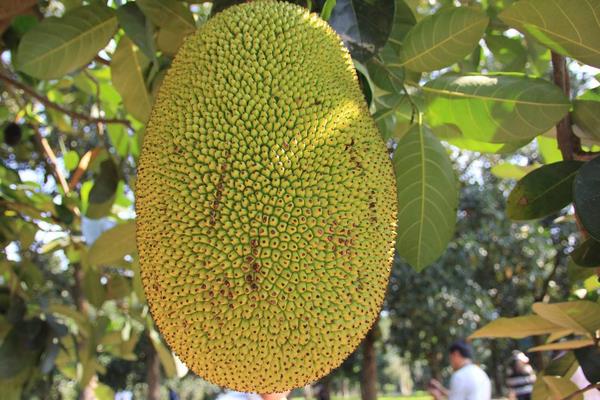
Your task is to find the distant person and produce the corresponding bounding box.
[428,340,492,400]
[506,351,536,400]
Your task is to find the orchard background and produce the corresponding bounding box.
[0,0,599,399]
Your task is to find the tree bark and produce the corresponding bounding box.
[147,340,161,400]
[360,324,378,400]
[490,340,503,396]
[74,263,96,400]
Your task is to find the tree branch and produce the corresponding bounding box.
[33,129,71,195]
[563,382,600,400]
[551,52,600,162]
[0,71,131,129]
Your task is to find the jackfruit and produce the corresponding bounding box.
[136,0,397,393]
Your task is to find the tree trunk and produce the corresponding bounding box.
[316,374,331,400]
[360,325,378,400]
[490,340,503,396]
[428,352,442,381]
[147,340,161,400]
[74,263,96,400]
[531,336,545,371]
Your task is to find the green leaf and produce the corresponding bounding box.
[574,156,600,241]
[320,0,337,20]
[373,97,414,141]
[424,74,570,143]
[366,54,405,95]
[532,301,600,336]
[568,259,596,283]
[500,0,600,68]
[485,34,527,72]
[574,345,600,385]
[16,5,117,79]
[156,27,186,57]
[111,37,153,123]
[573,88,600,142]
[0,323,42,379]
[393,124,458,270]
[88,221,136,267]
[506,161,583,220]
[469,315,563,339]
[537,135,563,164]
[83,268,106,309]
[63,150,79,172]
[529,339,595,352]
[136,0,195,35]
[115,2,155,60]
[571,238,600,268]
[398,7,488,72]
[87,159,119,219]
[542,376,583,400]
[384,0,416,53]
[491,162,540,180]
[327,0,395,62]
[443,137,530,154]
[94,383,115,400]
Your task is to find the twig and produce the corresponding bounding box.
[32,126,81,216]
[33,129,70,195]
[69,147,102,190]
[551,52,600,162]
[0,71,131,129]
[562,382,600,400]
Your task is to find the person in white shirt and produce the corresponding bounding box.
[428,340,492,400]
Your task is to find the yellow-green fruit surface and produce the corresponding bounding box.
[136,0,397,393]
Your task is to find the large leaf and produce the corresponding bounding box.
[500,0,600,68]
[528,339,595,352]
[485,34,527,72]
[136,0,195,34]
[115,2,155,60]
[88,221,136,267]
[491,162,540,180]
[532,301,600,336]
[398,7,488,72]
[424,74,570,143]
[16,5,117,79]
[111,37,153,123]
[506,161,583,221]
[537,135,563,164]
[570,238,600,268]
[469,315,563,339]
[574,156,600,241]
[542,376,583,400]
[383,0,416,53]
[393,124,458,270]
[573,88,600,142]
[443,137,531,154]
[328,0,395,62]
[574,346,600,385]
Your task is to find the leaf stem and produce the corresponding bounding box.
[0,70,131,129]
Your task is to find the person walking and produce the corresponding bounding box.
[506,351,536,400]
[428,340,492,400]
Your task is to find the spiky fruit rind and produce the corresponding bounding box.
[136,0,397,393]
